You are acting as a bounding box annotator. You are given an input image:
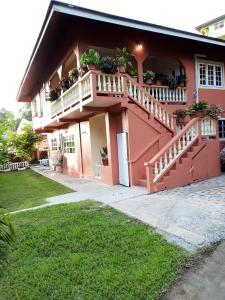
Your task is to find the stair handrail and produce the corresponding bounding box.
[125,74,176,132]
[144,118,200,189]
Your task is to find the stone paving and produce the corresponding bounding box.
[161,241,225,300]
[28,166,225,252]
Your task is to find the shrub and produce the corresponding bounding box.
[186,101,208,115]
[80,48,100,67]
[0,207,14,269]
[206,104,223,119]
[99,56,117,74]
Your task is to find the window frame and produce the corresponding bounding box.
[198,60,224,89]
[63,134,75,154]
[51,138,58,151]
[218,118,225,141]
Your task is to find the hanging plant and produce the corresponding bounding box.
[46,88,61,102]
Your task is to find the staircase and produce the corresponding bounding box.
[96,72,218,192]
[92,72,218,192]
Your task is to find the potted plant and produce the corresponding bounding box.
[80,48,100,70]
[99,56,117,74]
[68,68,79,83]
[128,69,138,81]
[186,101,208,118]
[143,70,155,85]
[167,76,178,90]
[206,104,223,119]
[115,47,132,73]
[46,88,61,102]
[100,146,108,166]
[60,77,72,92]
[176,74,187,87]
[175,109,187,125]
[154,73,164,85]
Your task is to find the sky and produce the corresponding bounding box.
[0,0,224,115]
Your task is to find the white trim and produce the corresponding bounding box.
[197,59,224,89]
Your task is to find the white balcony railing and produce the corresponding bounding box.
[50,72,92,118]
[143,85,187,103]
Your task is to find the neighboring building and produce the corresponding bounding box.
[17,118,48,160]
[17,1,225,192]
[195,14,225,40]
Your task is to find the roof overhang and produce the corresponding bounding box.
[17,0,225,102]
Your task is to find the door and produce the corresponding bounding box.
[117,132,129,186]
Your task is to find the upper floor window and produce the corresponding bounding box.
[214,21,224,30]
[51,138,57,151]
[63,135,75,153]
[198,62,224,88]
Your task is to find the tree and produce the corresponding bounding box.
[0,207,14,269]
[9,124,42,161]
[0,108,20,164]
[19,103,32,121]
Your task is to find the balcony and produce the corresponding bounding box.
[33,70,188,130]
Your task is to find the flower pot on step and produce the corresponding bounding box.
[102,159,108,166]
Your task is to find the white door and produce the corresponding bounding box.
[117,132,129,186]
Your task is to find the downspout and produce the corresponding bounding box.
[194,54,207,103]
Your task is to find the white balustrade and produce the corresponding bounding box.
[39,159,49,166]
[63,84,79,109]
[97,74,124,94]
[50,99,62,117]
[50,74,92,118]
[150,121,199,182]
[0,161,29,172]
[144,85,187,103]
[200,118,217,136]
[127,80,174,131]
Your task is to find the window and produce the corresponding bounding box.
[198,62,224,88]
[218,119,225,140]
[214,21,224,30]
[51,138,57,151]
[63,135,75,153]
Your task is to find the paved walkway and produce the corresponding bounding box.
[161,241,225,300]
[27,166,225,252]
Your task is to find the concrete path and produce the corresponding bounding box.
[27,166,225,252]
[161,241,225,300]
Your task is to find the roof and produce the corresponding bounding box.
[195,14,225,31]
[16,0,225,102]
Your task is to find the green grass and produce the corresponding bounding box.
[0,201,188,300]
[0,169,72,211]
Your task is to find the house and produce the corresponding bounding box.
[195,14,225,40]
[16,1,225,192]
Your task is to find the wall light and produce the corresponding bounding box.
[137,42,143,50]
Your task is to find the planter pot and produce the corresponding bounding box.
[132,76,138,82]
[117,65,126,73]
[145,78,153,85]
[190,111,205,118]
[179,82,185,87]
[155,79,161,86]
[102,159,108,166]
[87,64,97,70]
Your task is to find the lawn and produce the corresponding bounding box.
[0,169,72,211]
[0,201,189,300]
